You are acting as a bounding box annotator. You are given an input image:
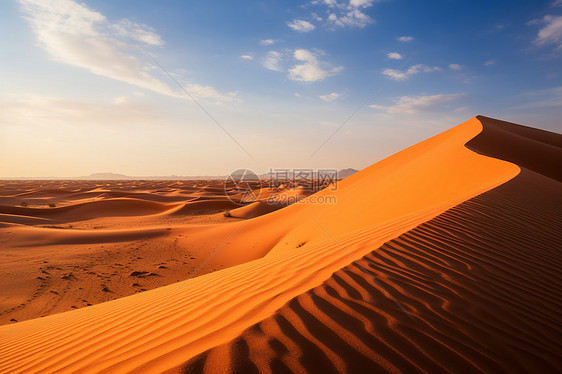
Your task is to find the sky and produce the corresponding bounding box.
[1,0,561,177]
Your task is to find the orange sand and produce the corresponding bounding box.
[1,116,559,373]
[182,167,562,373]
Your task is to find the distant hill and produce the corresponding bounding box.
[338,168,359,179]
[85,173,132,180]
[1,169,360,180]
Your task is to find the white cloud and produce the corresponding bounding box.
[111,19,163,46]
[387,52,403,60]
[312,13,323,22]
[552,0,562,7]
[397,36,414,42]
[328,9,372,28]
[111,96,129,104]
[370,93,465,114]
[3,94,167,128]
[350,0,375,6]
[449,63,462,70]
[484,59,496,66]
[18,0,233,101]
[259,39,275,46]
[534,15,562,48]
[184,84,238,101]
[293,0,375,29]
[240,54,254,60]
[318,0,375,28]
[287,19,316,32]
[319,92,341,102]
[527,18,541,26]
[262,51,284,71]
[288,49,344,82]
[382,64,442,81]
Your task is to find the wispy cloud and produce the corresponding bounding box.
[301,0,376,29]
[288,49,344,82]
[533,15,562,48]
[516,86,562,108]
[382,64,442,81]
[327,9,372,28]
[287,19,316,32]
[259,39,275,46]
[370,93,465,114]
[311,12,323,22]
[111,19,163,46]
[319,92,341,102]
[397,35,414,42]
[387,52,403,60]
[3,94,167,128]
[240,54,254,60]
[18,0,234,101]
[449,63,462,70]
[484,59,496,66]
[454,105,471,113]
[261,51,284,71]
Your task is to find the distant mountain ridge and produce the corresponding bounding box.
[1,169,359,181]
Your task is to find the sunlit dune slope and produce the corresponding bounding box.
[0,117,527,373]
[181,167,562,373]
[227,201,286,219]
[181,117,519,267]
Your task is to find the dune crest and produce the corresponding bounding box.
[181,117,519,268]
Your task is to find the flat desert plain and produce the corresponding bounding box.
[0,116,561,373]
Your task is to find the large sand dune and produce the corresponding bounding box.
[0,116,560,373]
[180,168,562,373]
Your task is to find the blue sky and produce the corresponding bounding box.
[1,0,561,177]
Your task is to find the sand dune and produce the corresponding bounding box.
[0,116,560,373]
[469,115,562,181]
[227,201,286,219]
[169,200,241,216]
[0,198,180,219]
[189,117,518,268]
[180,168,562,373]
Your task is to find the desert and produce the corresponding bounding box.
[2,0,562,373]
[1,116,561,373]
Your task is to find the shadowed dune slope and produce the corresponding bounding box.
[178,168,562,373]
[469,115,562,181]
[0,117,557,373]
